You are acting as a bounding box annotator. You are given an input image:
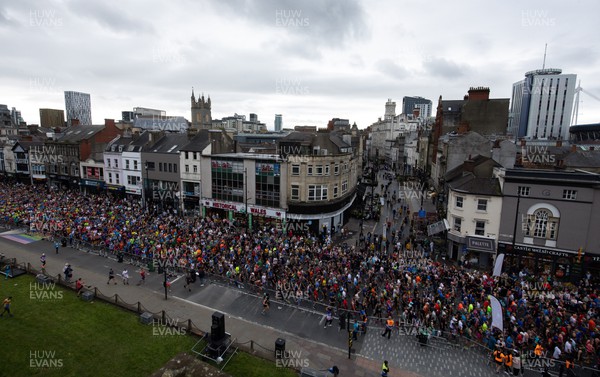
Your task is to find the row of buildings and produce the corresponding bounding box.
[0,114,365,235]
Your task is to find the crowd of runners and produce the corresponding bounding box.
[0,179,599,371]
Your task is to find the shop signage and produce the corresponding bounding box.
[467,236,495,253]
[203,200,241,212]
[501,242,574,258]
[248,205,286,219]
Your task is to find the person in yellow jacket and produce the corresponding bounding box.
[504,348,513,374]
[493,346,504,374]
[535,343,544,357]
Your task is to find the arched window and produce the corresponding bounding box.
[526,208,559,240]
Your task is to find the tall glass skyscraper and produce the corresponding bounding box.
[274,114,282,131]
[64,91,92,126]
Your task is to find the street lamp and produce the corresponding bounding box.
[144,162,149,213]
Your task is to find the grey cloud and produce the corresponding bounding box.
[375,59,409,80]
[211,0,369,48]
[66,0,154,34]
[424,57,469,78]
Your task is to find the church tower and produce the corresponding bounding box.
[190,88,212,131]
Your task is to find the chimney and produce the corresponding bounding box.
[104,119,115,128]
[571,144,577,152]
[463,94,469,100]
[464,157,475,173]
[556,139,562,147]
[467,87,490,101]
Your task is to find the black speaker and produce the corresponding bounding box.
[211,312,225,341]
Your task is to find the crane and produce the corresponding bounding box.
[572,80,600,126]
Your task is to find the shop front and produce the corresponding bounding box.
[202,199,286,230]
[80,179,105,194]
[106,184,125,197]
[497,242,583,282]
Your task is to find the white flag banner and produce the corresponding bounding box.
[493,253,505,277]
[490,295,503,332]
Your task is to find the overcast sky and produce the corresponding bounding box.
[1,0,599,129]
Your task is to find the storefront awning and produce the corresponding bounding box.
[467,236,495,253]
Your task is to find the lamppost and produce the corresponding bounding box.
[144,161,150,213]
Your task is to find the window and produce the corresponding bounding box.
[453,217,462,232]
[315,165,323,176]
[324,165,330,176]
[475,220,486,236]
[125,160,130,169]
[115,173,120,184]
[185,165,189,173]
[308,184,328,201]
[342,180,348,194]
[185,152,189,159]
[344,163,348,172]
[254,161,281,207]
[334,164,339,175]
[107,159,111,168]
[518,186,530,196]
[291,185,300,200]
[477,199,488,211]
[333,184,339,198]
[159,162,163,172]
[455,196,464,208]
[562,190,577,200]
[292,164,300,176]
[108,173,112,184]
[127,175,140,185]
[525,209,559,240]
[211,159,244,203]
[168,163,172,173]
[193,165,198,173]
[174,164,177,173]
[134,160,138,170]
[307,165,313,176]
[114,159,118,168]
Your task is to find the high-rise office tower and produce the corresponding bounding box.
[64,91,92,126]
[274,114,282,131]
[510,68,576,140]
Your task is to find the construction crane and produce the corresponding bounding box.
[572,80,600,126]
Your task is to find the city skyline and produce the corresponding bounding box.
[1,0,599,129]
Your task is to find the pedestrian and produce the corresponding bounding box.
[137,267,146,285]
[381,315,394,339]
[40,253,47,274]
[0,296,13,317]
[183,271,193,292]
[381,360,390,377]
[512,350,523,375]
[324,307,333,328]
[122,269,129,285]
[107,268,117,284]
[75,278,85,297]
[4,264,10,279]
[54,240,60,254]
[63,263,73,283]
[261,293,270,315]
[328,365,339,377]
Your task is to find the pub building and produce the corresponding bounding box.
[496,169,600,283]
